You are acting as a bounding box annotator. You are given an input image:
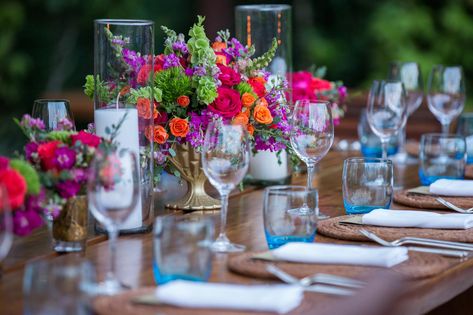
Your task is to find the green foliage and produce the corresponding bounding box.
[154,67,192,105]
[10,159,40,195]
[187,16,216,66]
[129,86,162,103]
[235,82,255,97]
[195,76,217,105]
[45,130,74,143]
[83,75,110,103]
[247,38,278,73]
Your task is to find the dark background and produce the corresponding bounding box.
[1,0,472,154]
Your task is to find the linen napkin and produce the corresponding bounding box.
[155,280,303,314]
[362,209,473,229]
[270,242,408,268]
[429,179,473,197]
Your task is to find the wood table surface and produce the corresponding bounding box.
[1,151,473,315]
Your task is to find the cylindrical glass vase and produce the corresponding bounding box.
[93,19,154,233]
[235,4,293,186]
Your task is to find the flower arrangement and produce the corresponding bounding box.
[84,16,295,177]
[0,155,43,236]
[290,67,347,125]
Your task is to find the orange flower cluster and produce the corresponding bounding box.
[145,125,169,144]
[169,117,189,137]
[137,97,153,119]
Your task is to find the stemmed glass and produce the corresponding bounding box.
[32,99,76,131]
[290,100,334,219]
[367,80,408,159]
[387,62,424,163]
[202,121,250,253]
[0,185,13,264]
[427,65,465,134]
[87,149,139,294]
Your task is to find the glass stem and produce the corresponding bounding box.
[306,162,315,190]
[381,138,389,159]
[441,122,450,135]
[398,126,407,155]
[107,227,119,281]
[218,193,229,238]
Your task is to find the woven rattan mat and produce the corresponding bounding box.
[317,215,473,243]
[394,189,473,209]
[228,250,451,281]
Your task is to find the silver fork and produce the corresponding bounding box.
[436,197,473,213]
[359,229,471,258]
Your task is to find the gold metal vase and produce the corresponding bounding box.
[52,195,88,252]
[165,143,221,210]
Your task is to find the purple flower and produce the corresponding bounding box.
[163,53,181,70]
[53,147,76,170]
[338,85,347,103]
[153,150,167,165]
[20,114,45,130]
[254,136,286,152]
[172,41,188,55]
[71,168,88,183]
[25,142,39,162]
[123,49,145,72]
[185,68,194,76]
[56,180,81,198]
[87,123,96,134]
[12,209,43,236]
[223,38,247,59]
[56,118,75,131]
[192,66,207,77]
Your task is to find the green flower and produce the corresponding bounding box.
[196,76,218,104]
[10,159,41,195]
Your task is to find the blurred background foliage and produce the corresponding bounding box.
[0,0,471,154]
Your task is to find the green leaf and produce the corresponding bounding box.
[10,159,41,195]
[168,148,176,157]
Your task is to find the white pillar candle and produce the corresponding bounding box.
[249,150,289,181]
[94,108,142,230]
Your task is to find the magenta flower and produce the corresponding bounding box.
[56,180,81,198]
[25,142,39,162]
[13,209,43,236]
[53,147,76,170]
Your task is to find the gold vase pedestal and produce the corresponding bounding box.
[52,195,88,252]
[165,143,221,210]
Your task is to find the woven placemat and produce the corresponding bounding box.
[394,189,473,210]
[465,165,473,179]
[317,215,473,243]
[228,250,451,281]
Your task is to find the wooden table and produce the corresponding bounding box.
[1,151,473,314]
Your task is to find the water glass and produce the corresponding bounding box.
[358,109,398,158]
[342,158,394,214]
[263,186,318,249]
[32,99,76,131]
[419,133,466,185]
[153,216,214,284]
[23,256,96,315]
[456,113,473,164]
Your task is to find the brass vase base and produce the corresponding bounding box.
[165,143,221,211]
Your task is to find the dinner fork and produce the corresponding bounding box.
[360,229,471,258]
[436,197,473,213]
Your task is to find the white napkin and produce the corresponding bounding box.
[429,179,473,197]
[155,280,303,314]
[363,209,473,229]
[271,242,408,268]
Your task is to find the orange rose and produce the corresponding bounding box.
[212,41,227,52]
[169,117,189,138]
[253,77,266,85]
[145,125,169,144]
[216,54,227,66]
[119,86,130,96]
[241,92,256,107]
[137,97,152,119]
[256,97,268,107]
[247,124,255,136]
[241,108,250,118]
[232,113,249,126]
[177,95,190,107]
[253,104,273,125]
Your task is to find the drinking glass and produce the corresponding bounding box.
[23,256,96,315]
[290,100,334,219]
[367,80,408,159]
[456,113,473,164]
[263,186,318,249]
[153,216,214,284]
[87,149,139,294]
[342,158,394,214]
[202,121,250,253]
[358,109,398,158]
[32,99,76,131]
[427,65,465,134]
[0,185,13,264]
[419,133,466,185]
[387,62,424,163]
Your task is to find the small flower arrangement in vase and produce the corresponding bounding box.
[84,16,296,210]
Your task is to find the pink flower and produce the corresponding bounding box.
[71,131,101,148]
[0,168,27,209]
[56,180,81,199]
[291,71,317,102]
[208,87,242,119]
[217,64,241,86]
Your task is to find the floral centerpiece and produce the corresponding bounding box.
[290,67,347,125]
[84,16,295,209]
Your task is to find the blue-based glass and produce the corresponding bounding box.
[342,158,393,215]
[456,113,473,165]
[263,186,318,249]
[153,216,213,285]
[358,109,398,158]
[419,133,466,185]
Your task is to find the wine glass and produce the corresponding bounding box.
[0,185,13,264]
[387,62,424,163]
[202,121,250,253]
[290,100,334,219]
[32,99,76,131]
[87,149,139,294]
[427,65,465,134]
[367,80,408,159]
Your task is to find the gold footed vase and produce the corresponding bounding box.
[165,143,221,210]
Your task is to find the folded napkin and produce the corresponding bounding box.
[429,179,473,197]
[270,242,408,268]
[363,209,473,229]
[155,280,303,314]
